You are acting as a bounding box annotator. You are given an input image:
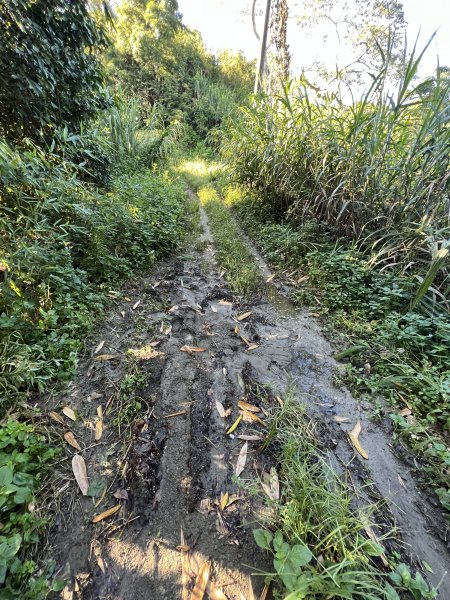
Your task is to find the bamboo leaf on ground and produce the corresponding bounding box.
[64,431,81,451]
[92,504,121,523]
[348,421,368,459]
[235,442,248,476]
[72,454,89,495]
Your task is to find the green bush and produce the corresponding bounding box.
[0,421,58,599]
[0,139,185,411]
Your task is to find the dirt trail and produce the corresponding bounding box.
[48,190,449,599]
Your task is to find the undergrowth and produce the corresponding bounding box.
[0,141,186,412]
[225,186,450,517]
[257,393,437,599]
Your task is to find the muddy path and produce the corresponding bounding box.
[46,190,449,599]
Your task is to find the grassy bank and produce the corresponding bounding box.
[257,392,438,599]
[222,185,450,518]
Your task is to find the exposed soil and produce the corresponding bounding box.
[45,190,449,599]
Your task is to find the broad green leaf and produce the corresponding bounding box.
[253,528,273,550]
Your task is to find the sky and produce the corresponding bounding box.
[177,0,450,79]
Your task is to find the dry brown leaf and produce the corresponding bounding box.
[113,489,129,500]
[153,280,162,289]
[120,310,125,318]
[261,467,280,501]
[238,400,260,413]
[399,407,412,417]
[206,584,228,600]
[95,420,103,441]
[64,431,81,451]
[334,415,351,424]
[237,311,252,321]
[309,312,321,318]
[259,583,270,600]
[215,401,227,418]
[348,421,368,459]
[62,406,77,421]
[94,354,120,362]
[72,454,88,495]
[168,305,179,313]
[266,274,275,283]
[235,442,248,476]
[198,498,212,514]
[94,340,105,355]
[239,335,251,346]
[132,300,141,310]
[181,345,206,353]
[91,504,121,523]
[297,276,309,284]
[237,434,263,441]
[88,392,103,401]
[49,411,65,426]
[240,409,266,428]
[247,344,259,351]
[190,560,210,600]
[218,299,232,306]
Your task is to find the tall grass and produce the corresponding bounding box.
[223,41,450,305]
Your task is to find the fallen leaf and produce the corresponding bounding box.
[275,396,284,407]
[237,311,252,321]
[210,305,218,313]
[309,312,321,318]
[297,276,309,284]
[220,491,229,512]
[168,305,179,313]
[62,406,77,421]
[348,421,368,460]
[132,300,141,310]
[206,584,228,600]
[237,434,263,441]
[190,560,210,600]
[261,467,280,501]
[64,431,81,451]
[240,409,266,428]
[226,414,242,434]
[198,498,212,514]
[88,392,103,401]
[92,505,121,523]
[333,415,351,424]
[153,280,162,289]
[247,344,259,351]
[113,489,129,500]
[235,442,248,476]
[219,299,232,306]
[180,345,206,353]
[72,454,89,495]
[94,354,120,361]
[120,310,126,318]
[95,420,103,441]
[94,340,105,355]
[397,474,406,489]
[49,411,65,426]
[97,405,103,418]
[239,335,251,346]
[266,274,275,283]
[238,400,261,413]
[124,296,131,302]
[259,583,270,600]
[399,407,412,417]
[215,401,227,418]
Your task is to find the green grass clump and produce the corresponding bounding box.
[196,185,262,297]
[256,395,436,599]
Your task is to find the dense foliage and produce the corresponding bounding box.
[223,47,450,309]
[0,0,109,142]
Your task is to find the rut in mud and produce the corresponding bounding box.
[47,190,450,599]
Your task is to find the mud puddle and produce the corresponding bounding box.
[45,190,449,599]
